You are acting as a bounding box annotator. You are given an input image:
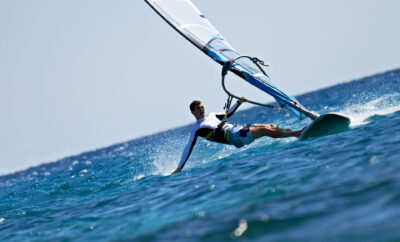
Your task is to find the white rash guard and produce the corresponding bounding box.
[177,102,241,170]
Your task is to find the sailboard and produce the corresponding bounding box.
[145,0,350,139]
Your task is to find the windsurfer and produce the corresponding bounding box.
[172,97,303,173]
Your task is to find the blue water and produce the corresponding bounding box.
[1,70,400,241]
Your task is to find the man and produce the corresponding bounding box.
[172,97,303,173]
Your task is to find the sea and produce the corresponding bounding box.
[1,69,400,242]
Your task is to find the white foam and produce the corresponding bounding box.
[153,155,179,176]
[133,174,145,181]
[340,93,400,127]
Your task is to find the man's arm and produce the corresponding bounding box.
[172,131,198,174]
[216,97,248,120]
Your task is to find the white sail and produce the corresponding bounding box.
[145,0,314,120]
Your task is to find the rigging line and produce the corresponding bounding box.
[222,95,234,121]
[221,56,284,110]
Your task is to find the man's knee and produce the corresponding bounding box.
[256,124,274,129]
[262,124,278,130]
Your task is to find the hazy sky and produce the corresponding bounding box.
[1,0,399,175]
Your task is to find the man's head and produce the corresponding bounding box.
[190,100,205,120]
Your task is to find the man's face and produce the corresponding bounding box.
[192,103,205,117]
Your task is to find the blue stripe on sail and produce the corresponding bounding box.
[207,48,229,63]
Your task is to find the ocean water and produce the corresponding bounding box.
[1,69,400,241]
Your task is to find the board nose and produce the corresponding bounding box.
[299,113,351,140]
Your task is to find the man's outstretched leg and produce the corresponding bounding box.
[250,124,302,139]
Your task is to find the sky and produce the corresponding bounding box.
[0,0,399,175]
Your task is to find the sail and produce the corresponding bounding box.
[145,0,312,119]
